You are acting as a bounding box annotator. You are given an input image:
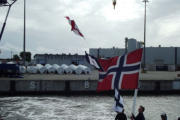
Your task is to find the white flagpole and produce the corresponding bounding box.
[132,51,143,115]
[132,89,138,115]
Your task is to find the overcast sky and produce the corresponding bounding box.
[0,0,180,58]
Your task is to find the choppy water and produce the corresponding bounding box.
[0,96,180,120]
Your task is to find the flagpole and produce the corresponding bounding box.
[132,89,138,115]
[132,48,143,115]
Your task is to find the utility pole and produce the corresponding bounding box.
[143,0,148,71]
[11,50,13,60]
[23,0,26,66]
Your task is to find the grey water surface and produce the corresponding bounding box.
[0,96,180,120]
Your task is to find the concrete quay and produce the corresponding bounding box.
[0,71,180,95]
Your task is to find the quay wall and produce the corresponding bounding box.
[0,79,180,95]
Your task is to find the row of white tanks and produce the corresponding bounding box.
[19,64,91,75]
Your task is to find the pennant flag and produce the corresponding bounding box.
[65,16,84,38]
[114,88,124,112]
[85,51,103,71]
[97,48,143,91]
[112,0,116,10]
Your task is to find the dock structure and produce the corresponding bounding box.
[0,71,180,95]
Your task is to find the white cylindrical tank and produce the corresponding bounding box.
[76,65,83,75]
[26,66,31,73]
[76,65,91,74]
[84,66,91,74]
[52,64,60,73]
[61,64,68,70]
[45,64,56,73]
[128,38,137,52]
[69,64,78,74]
[61,64,72,74]
[52,64,60,69]
[27,66,38,74]
[19,66,26,74]
[45,64,51,68]
[36,64,47,74]
[65,66,72,74]
[56,66,64,74]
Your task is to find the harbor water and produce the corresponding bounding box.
[0,95,180,120]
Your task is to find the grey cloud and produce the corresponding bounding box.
[148,0,180,20]
[0,0,180,58]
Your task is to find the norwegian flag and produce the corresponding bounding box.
[65,16,84,38]
[97,48,143,91]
